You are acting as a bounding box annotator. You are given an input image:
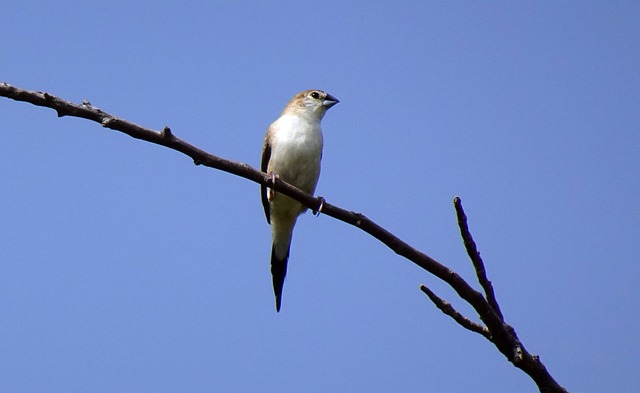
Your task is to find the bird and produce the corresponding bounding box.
[261,89,339,312]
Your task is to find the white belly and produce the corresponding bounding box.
[269,115,323,194]
[267,115,323,218]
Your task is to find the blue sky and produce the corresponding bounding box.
[1,1,639,392]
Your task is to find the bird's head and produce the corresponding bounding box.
[284,90,339,119]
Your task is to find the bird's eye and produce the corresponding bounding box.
[310,91,320,99]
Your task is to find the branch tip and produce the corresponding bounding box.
[420,284,490,339]
[454,196,505,321]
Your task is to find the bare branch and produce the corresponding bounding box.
[0,82,568,393]
[454,196,504,321]
[420,284,490,339]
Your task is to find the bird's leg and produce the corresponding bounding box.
[266,172,279,201]
[313,196,326,216]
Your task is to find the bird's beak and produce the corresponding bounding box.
[323,94,339,108]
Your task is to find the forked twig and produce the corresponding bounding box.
[454,197,504,321]
[420,284,490,339]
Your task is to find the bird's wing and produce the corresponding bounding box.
[261,135,272,224]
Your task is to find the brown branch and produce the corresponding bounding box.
[0,82,568,393]
[420,284,490,339]
[451,197,568,393]
[454,197,504,321]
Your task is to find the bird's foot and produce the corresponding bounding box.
[266,172,279,200]
[313,196,326,216]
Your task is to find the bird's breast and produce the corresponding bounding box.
[269,115,323,194]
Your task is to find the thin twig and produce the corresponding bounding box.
[454,196,504,321]
[420,284,490,339]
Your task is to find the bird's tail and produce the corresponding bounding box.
[271,244,290,312]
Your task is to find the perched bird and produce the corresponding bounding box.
[261,89,339,312]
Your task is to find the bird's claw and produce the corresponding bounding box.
[313,196,325,216]
[266,172,279,200]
